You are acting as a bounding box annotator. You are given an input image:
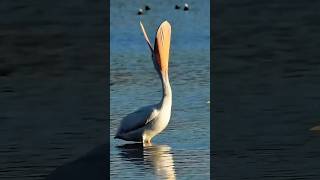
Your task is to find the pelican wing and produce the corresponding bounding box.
[117,104,158,134]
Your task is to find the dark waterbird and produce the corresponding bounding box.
[137,8,143,15]
[184,3,189,11]
[175,5,180,9]
[145,5,150,11]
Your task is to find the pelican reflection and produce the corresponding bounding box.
[117,143,176,180]
[310,125,320,132]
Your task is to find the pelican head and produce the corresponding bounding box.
[140,21,171,75]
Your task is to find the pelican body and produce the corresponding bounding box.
[115,21,172,144]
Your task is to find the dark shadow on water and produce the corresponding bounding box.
[117,143,177,180]
[116,143,144,163]
[46,144,107,180]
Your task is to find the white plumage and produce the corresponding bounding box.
[115,21,172,144]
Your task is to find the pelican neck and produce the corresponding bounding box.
[160,70,172,107]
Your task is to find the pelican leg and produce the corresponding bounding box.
[143,141,152,147]
[142,134,146,143]
[142,135,152,146]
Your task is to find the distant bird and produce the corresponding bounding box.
[184,3,189,11]
[175,5,180,9]
[137,8,143,15]
[115,21,172,145]
[145,5,151,11]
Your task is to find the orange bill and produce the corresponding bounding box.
[154,21,171,72]
[139,21,153,52]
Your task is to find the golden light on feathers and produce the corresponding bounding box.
[140,21,171,73]
[155,21,171,72]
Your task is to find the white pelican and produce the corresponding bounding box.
[115,21,172,145]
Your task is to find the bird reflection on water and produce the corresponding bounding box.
[310,125,320,132]
[117,143,176,180]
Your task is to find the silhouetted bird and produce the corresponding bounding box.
[145,5,150,11]
[184,3,189,11]
[175,5,180,9]
[137,8,143,15]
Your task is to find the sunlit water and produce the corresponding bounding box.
[110,0,210,179]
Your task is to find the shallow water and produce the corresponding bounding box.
[110,0,210,179]
[214,0,320,179]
